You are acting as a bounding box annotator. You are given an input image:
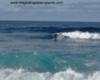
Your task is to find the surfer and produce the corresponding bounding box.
[54,33,58,42]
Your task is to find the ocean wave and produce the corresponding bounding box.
[56,31,100,40]
[0,23,100,33]
[0,68,100,80]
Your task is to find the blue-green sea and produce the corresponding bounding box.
[0,21,100,80]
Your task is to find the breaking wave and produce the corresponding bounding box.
[0,68,100,80]
[56,31,100,40]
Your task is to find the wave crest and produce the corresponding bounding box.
[56,31,100,40]
[0,68,100,80]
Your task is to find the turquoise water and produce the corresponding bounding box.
[0,50,100,73]
[0,21,100,80]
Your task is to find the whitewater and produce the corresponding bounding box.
[56,31,100,40]
[0,68,100,80]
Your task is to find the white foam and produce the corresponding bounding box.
[56,31,100,40]
[0,68,100,80]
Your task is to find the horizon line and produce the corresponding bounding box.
[0,20,100,23]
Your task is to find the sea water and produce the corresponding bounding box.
[0,21,100,80]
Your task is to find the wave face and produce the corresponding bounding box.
[56,31,100,40]
[0,51,100,80]
[0,68,100,80]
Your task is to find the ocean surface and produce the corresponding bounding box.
[0,21,100,80]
